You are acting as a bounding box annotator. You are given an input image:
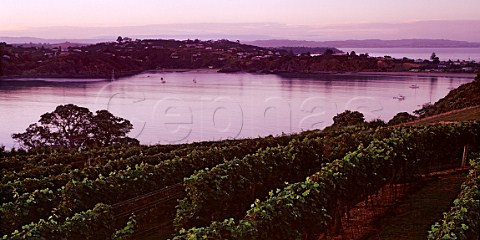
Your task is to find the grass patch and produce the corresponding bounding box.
[366,173,467,240]
[407,106,480,126]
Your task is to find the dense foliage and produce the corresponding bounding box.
[174,127,380,230]
[12,104,138,149]
[332,110,365,127]
[0,132,306,238]
[2,121,479,239]
[388,112,417,125]
[3,203,117,240]
[173,123,480,239]
[428,157,480,240]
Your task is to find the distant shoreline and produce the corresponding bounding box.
[144,68,221,73]
[335,71,476,78]
[0,69,223,81]
[0,70,144,81]
[0,69,476,82]
[273,71,477,79]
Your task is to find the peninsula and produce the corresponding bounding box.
[1,38,479,79]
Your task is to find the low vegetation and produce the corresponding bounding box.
[408,106,480,126]
[1,112,478,239]
[173,123,480,239]
[428,158,480,240]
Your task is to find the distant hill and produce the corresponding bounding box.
[276,47,342,55]
[11,42,89,49]
[247,39,480,48]
[0,37,106,45]
[4,37,480,49]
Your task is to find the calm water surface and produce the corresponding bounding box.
[0,72,474,148]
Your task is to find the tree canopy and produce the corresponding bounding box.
[430,52,440,64]
[388,112,417,125]
[12,104,138,149]
[332,110,365,127]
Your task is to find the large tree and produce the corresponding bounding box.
[332,110,365,127]
[12,104,138,149]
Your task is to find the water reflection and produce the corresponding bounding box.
[0,79,107,91]
[0,72,474,148]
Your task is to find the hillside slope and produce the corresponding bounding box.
[407,106,480,126]
[415,74,480,117]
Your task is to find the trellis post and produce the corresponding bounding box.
[461,145,469,167]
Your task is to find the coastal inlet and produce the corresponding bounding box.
[0,71,473,148]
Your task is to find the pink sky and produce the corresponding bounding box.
[1,0,480,41]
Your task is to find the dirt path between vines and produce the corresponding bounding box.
[326,168,468,240]
[365,172,466,240]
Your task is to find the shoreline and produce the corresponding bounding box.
[0,70,144,81]
[341,71,476,78]
[0,69,222,81]
[144,68,221,73]
[0,69,476,82]
[273,71,477,79]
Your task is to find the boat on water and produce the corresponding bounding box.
[161,77,166,83]
[409,84,419,89]
[393,95,406,101]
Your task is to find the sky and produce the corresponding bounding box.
[1,0,480,41]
